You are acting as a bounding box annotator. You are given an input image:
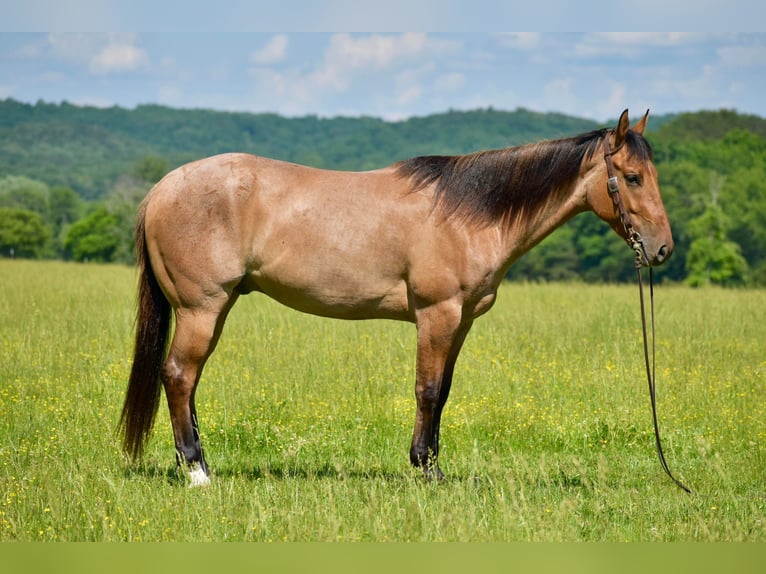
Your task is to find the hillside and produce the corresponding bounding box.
[655,109,766,141]
[0,99,601,199]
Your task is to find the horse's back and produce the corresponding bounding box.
[141,153,430,319]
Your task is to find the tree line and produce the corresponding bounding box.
[0,100,764,286]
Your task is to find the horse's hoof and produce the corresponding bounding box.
[188,464,211,488]
[423,465,445,482]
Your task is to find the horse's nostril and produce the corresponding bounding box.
[657,244,668,262]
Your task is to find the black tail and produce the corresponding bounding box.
[119,204,171,460]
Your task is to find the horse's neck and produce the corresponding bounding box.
[499,175,590,268]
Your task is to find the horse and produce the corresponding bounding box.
[119,109,673,487]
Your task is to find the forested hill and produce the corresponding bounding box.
[1,99,765,287]
[654,109,766,141]
[0,99,604,199]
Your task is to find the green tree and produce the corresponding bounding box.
[0,207,50,258]
[685,220,749,286]
[48,185,83,229]
[718,164,766,286]
[103,180,148,263]
[132,156,169,184]
[685,187,749,287]
[48,185,83,258]
[0,175,50,218]
[654,160,710,282]
[570,213,635,283]
[64,207,121,262]
[506,226,580,281]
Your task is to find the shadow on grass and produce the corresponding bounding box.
[121,459,490,485]
[123,462,187,486]
[213,461,421,483]
[546,469,590,489]
[122,461,414,484]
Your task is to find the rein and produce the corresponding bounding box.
[603,134,692,494]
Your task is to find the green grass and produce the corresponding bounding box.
[1,259,764,541]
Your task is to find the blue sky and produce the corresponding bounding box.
[2,31,765,122]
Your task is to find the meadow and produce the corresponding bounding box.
[1,259,764,542]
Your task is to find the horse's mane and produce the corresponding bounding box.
[395,129,653,227]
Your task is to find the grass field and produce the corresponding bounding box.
[1,259,764,541]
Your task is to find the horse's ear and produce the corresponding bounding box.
[632,109,650,135]
[614,109,630,148]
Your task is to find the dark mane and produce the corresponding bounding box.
[395,128,653,226]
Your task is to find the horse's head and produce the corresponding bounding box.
[587,109,673,267]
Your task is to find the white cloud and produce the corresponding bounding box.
[251,35,289,65]
[45,33,148,74]
[89,36,148,74]
[247,33,462,114]
[244,33,465,117]
[313,33,460,91]
[324,33,430,69]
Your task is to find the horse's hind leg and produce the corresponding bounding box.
[162,295,237,487]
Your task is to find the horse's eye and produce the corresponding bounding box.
[625,173,642,186]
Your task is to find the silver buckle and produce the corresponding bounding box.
[607,176,620,194]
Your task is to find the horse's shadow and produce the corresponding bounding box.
[123,461,415,485]
[122,460,485,486]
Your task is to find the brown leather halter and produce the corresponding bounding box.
[603,132,692,494]
[603,133,645,266]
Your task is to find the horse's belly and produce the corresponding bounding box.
[241,264,412,321]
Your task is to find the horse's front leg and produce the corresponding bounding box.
[410,302,470,480]
[430,319,473,468]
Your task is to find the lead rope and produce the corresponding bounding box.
[636,263,692,493]
[604,132,691,494]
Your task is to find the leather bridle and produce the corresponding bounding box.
[603,133,646,267]
[603,132,692,494]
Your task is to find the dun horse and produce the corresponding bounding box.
[120,109,672,486]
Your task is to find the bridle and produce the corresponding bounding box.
[603,134,645,267]
[603,132,692,494]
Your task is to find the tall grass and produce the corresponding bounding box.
[1,259,764,541]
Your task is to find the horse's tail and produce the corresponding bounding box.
[119,203,171,461]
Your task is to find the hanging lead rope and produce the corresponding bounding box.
[604,132,692,494]
[636,265,692,493]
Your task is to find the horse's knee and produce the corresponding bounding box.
[161,353,193,391]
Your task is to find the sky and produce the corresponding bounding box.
[2,26,765,123]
